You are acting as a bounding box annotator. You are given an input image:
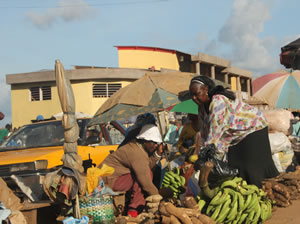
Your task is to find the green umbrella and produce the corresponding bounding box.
[170,99,198,115]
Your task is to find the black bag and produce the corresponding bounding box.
[194,144,239,180]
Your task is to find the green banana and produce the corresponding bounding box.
[260,201,268,223]
[198,199,206,212]
[221,180,238,189]
[206,204,215,215]
[242,193,253,211]
[246,194,258,213]
[239,186,255,195]
[259,189,267,197]
[252,202,262,224]
[231,211,242,224]
[232,176,243,184]
[169,185,179,193]
[265,199,272,221]
[244,184,260,194]
[241,180,248,186]
[210,189,229,205]
[226,200,238,222]
[180,176,185,186]
[236,192,245,212]
[245,207,256,224]
[225,188,238,207]
[216,206,231,223]
[237,213,248,224]
[210,201,224,220]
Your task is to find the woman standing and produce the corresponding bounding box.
[189,75,279,187]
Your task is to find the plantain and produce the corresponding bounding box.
[252,201,262,224]
[239,186,255,195]
[226,200,238,222]
[242,193,253,211]
[206,204,215,215]
[216,207,231,223]
[198,199,206,212]
[210,189,229,205]
[221,180,238,189]
[244,184,260,194]
[225,187,238,207]
[232,176,243,184]
[180,176,185,186]
[245,207,256,224]
[246,194,259,213]
[260,201,268,223]
[210,200,224,220]
[265,199,272,221]
[231,210,242,224]
[237,212,248,224]
[236,192,245,212]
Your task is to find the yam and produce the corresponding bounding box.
[275,199,290,207]
[272,183,290,200]
[197,214,216,224]
[183,196,199,210]
[182,208,201,216]
[164,202,193,224]
[145,194,163,203]
[170,215,181,224]
[159,203,170,217]
[190,216,203,224]
[161,216,171,224]
[273,192,289,204]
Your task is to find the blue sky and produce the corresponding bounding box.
[0,0,299,127]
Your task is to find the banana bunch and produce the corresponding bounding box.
[199,177,273,224]
[161,167,185,198]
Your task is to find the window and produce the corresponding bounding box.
[93,83,122,98]
[30,86,51,101]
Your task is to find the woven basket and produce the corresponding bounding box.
[79,195,115,224]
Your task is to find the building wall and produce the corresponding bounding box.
[11,80,132,128]
[118,49,180,71]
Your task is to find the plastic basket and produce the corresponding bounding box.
[79,195,115,224]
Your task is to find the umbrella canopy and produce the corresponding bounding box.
[89,72,230,126]
[170,99,198,115]
[280,37,300,70]
[253,70,300,109]
[89,72,195,126]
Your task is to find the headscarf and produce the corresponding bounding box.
[136,124,162,144]
[190,75,235,100]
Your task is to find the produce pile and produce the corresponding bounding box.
[262,165,300,207]
[161,168,186,198]
[115,195,216,224]
[196,177,273,224]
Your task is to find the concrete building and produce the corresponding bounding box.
[6,46,253,127]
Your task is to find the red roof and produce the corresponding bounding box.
[115,45,178,54]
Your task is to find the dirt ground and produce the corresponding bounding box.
[265,198,300,224]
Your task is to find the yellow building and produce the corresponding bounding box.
[6,46,253,127]
[6,68,153,127]
[116,45,192,72]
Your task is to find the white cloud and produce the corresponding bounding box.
[218,0,279,75]
[26,0,96,29]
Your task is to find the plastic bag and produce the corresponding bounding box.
[86,164,115,194]
[194,144,239,179]
[268,132,292,154]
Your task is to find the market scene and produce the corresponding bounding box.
[1,1,300,224]
[1,36,300,224]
